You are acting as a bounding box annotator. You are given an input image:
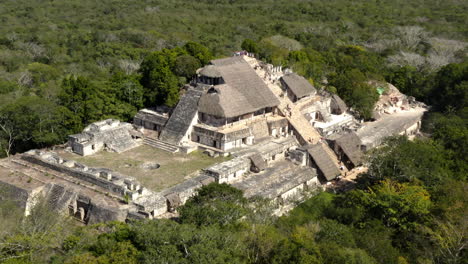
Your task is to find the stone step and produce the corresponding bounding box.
[144,137,177,147]
[143,138,179,153]
[144,141,178,153]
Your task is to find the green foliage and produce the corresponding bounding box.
[179,183,248,227]
[58,76,105,128]
[363,137,453,186]
[361,180,431,230]
[287,48,326,82]
[316,219,356,247]
[423,113,468,178]
[0,79,18,94]
[320,244,378,264]
[110,73,144,110]
[386,66,428,100]
[329,69,379,119]
[257,39,289,66]
[183,42,213,65]
[353,221,402,264]
[139,50,181,107]
[0,1,466,263]
[241,39,260,54]
[0,96,78,153]
[429,62,468,112]
[127,219,246,264]
[174,54,201,79]
[0,197,73,263]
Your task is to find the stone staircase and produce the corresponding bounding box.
[143,137,179,153]
[248,58,347,179]
[46,184,77,212]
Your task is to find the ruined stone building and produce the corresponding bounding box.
[0,53,427,223]
[69,119,142,156]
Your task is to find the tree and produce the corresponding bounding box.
[127,219,246,264]
[0,96,78,154]
[386,65,427,100]
[183,42,212,65]
[344,179,432,231]
[0,119,14,157]
[139,51,180,107]
[58,76,105,127]
[319,244,378,264]
[363,136,453,187]
[110,73,144,109]
[179,183,248,227]
[173,55,201,79]
[429,62,468,112]
[329,69,379,119]
[0,196,73,263]
[241,39,260,54]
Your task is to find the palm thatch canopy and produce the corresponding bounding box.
[281,73,316,99]
[198,56,280,118]
[334,132,363,166]
[306,144,340,181]
[199,65,222,78]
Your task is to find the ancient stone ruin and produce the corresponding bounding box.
[0,53,427,223]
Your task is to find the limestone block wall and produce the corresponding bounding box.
[87,204,129,225]
[0,181,45,216]
[180,110,200,145]
[21,151,152,203]
[205,157,251,184]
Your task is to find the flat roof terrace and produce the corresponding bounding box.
[57,145,229,192]
[357,107,426,149]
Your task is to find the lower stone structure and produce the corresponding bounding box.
[68,119,142,156]
[0,55,430,225]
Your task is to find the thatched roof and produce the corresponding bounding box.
[281,73,316,99]
[334,132,362,166]
[198,84,250,118]
[199,65,222,78]
[198,57,280,118]
[306,144,340,181]
[330,94,347,115]
[249,153,267,171]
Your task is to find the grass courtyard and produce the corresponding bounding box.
[57,145,229,192]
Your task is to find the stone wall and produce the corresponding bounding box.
[0,181,44,215]
[21,153,131,196]
[87,204,129,225]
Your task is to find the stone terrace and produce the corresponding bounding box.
[57,145,229,192]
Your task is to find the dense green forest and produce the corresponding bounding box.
[0,0,467,156]
[0,0,467,263]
